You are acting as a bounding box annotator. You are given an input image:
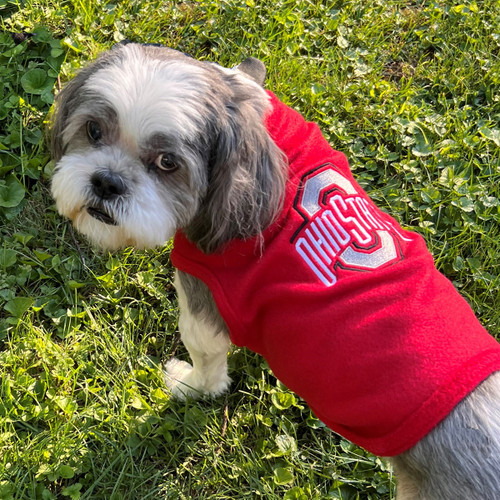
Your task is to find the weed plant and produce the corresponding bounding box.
[0,0,499,499]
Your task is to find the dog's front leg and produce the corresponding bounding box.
[164,270,231,400]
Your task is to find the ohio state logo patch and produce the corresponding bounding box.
[292,164,411,287]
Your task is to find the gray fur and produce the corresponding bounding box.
[392,371,500,499]
[177,270,229,337]
[183,68,287,253]
[50,49,124,161]
[235,57,267,86]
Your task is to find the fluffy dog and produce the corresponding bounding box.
[50,43,500,499]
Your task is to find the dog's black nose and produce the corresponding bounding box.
[90,171,127,200]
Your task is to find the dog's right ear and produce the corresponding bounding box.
[49,48,124,162]
[234,57,266,87]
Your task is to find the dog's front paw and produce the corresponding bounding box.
[164,358,231,400]
[164,358,198,400]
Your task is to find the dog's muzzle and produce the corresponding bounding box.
[87,171,127,225]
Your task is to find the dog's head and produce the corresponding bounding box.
[50,43,286,253]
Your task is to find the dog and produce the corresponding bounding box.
[50,43,500,499]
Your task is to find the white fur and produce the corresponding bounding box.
[51,45,217,251]
[84,45,209,144]
[164,272,231,399]
[51,149,178,250]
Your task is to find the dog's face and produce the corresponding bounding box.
[51,44,285,253]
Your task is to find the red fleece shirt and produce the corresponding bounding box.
[171,91,500,456]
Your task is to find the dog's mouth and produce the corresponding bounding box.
[87,206,117,226]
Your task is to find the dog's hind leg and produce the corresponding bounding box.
[164,270,231,400]
[392,371,500,500]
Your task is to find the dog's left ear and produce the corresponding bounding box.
[234,57,266,87]
[185,69,286,254]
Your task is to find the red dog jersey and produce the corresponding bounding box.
[171,91,500,456]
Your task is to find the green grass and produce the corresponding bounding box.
[1,0,499,498]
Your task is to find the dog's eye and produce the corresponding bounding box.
[86,121,102,144]
[154,153,178,172]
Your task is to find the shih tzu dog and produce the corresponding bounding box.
[50,43,500,499]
